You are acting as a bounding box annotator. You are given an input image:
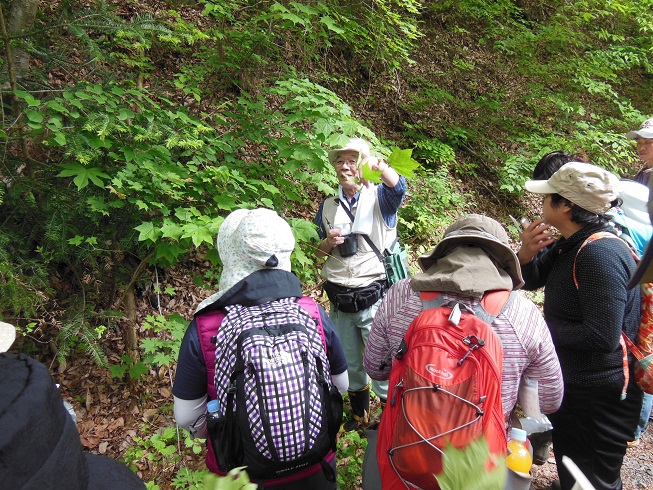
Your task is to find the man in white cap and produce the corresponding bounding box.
[314,137,407,431]
[626,117,653,186]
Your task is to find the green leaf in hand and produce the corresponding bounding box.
[361,148,421,182]
[388,148,420,178]
[361,162,382,182]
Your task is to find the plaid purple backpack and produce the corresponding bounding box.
[208,297,342,482]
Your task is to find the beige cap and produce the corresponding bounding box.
[524,162,619,214]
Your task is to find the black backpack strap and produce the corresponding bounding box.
[320,458,336,482]
[334,198,385,263]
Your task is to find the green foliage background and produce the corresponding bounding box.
[1,0,652,487]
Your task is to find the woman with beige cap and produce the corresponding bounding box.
[519,162,643,490]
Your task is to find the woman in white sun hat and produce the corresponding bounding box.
[518,162,643,490]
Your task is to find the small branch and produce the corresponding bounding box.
[116,250,155,309]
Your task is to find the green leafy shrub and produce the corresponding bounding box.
[399,166,466,244]
[337,430,367,489]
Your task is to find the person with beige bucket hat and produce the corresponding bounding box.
[363,214,562,488]
[365,214,562,424]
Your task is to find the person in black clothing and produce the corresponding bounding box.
[531,153,653,448]
[0,322,145,490]
[519,162,643,490]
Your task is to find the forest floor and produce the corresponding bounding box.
[530,424,653,489]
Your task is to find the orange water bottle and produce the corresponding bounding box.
[507,428,533,474]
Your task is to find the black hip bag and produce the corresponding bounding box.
[323,280,386,313]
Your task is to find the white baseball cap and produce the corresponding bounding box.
[626,118,653,140]
[327,138,371,167]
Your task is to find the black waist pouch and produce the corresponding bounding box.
[324,281,386,313]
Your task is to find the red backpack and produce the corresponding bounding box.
[376,291,512,489]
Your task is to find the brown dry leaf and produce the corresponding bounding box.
[108,417,125,431]
[95,423,109,438]
[143,408,159,422]
[98,441,109,454]
[78,419,94,432]
[159,387,171,398]
[80,435,100,448]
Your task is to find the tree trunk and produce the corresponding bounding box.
[124,283,140,363]
[5,0,39,78]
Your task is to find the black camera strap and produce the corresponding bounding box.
[334,198,385,263]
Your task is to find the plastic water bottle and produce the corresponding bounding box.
[507,427,533,474]
[207,399,221,419]
[206,399,228,469]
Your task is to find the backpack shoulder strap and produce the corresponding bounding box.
[476,290,514,324]
[419,291,446,310]
[195,310,225,400]
[297,296,327,351]
[573,232,639,288]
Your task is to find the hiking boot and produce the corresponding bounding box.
[529,429,553,465]
[342,385,370,432]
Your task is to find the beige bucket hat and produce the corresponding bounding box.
[418,214,524,289]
